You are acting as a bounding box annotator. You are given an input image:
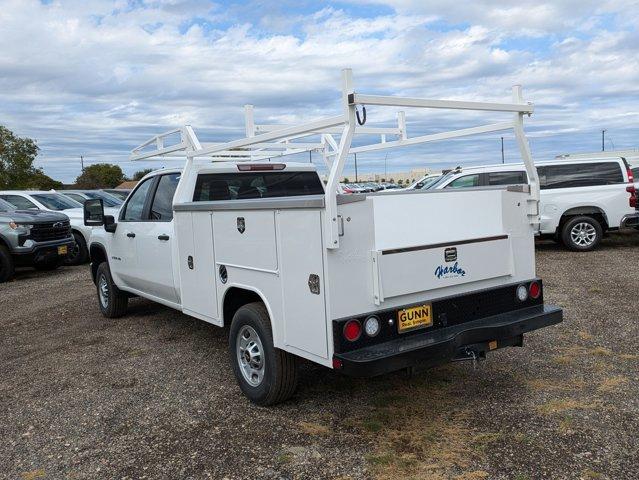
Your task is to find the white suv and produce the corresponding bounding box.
[0,190,120,264]
[427,157,638,251]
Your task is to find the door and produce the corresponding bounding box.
[110,177,154,288]
[135,173,180,303]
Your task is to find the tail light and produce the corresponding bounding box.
[627,167,634,183]
[627,185,637,208]
[529,281,541,299]
[343,320,362,342]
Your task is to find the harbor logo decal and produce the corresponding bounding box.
[435,262,466,279]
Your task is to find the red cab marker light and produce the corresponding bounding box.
[332,358,343,369]
[343,320,362,342]
[237,163,286,171]
[529,281,541,299]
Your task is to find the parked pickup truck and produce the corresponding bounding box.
[0,198,74,282]
[84,70,563,405]
[424,157,638,250]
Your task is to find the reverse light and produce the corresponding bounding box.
[364,316,380,337]
[343,320,362,342]
[516,284,528,302]
[529,281,541,299]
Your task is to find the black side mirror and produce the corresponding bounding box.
[84,198,104,226]
[104,215,117,233]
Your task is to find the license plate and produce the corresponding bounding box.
[57,245,68,255]
[397,304,432,333]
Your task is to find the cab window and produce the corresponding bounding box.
[121,178,153,221]
[150,174,180,221]
[446,174,480,189]
[487,171,527,185]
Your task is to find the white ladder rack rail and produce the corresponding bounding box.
[129,68,539,249]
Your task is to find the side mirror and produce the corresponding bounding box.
[84,198,104,226]
[104,215,117,233]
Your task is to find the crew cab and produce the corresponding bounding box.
[84,70,562,405]
[0,198,74,282]
[426,157,638,250]
[0,190,120,265]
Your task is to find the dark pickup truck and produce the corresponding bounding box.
[0,198,75,282]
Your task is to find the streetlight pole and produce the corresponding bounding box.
[501,137,504,164]
[80,155,85,172]
[602,130,606,152]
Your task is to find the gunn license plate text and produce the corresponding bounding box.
[397,304,432,333]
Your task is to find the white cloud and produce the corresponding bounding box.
[0,0,637,182]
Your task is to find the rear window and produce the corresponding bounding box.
[487,171,527,185]
[193,171,324,201]
[538,162,624,189]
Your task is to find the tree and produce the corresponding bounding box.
[75,164,125,189]
[398,179,404,185]
[0,125,42,189]
[389,178,395,183]
[343,177,350,183]
[26,170,63,190]
[132,168,153,180]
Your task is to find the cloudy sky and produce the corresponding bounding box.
[1,0,638,182]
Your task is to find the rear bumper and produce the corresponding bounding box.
[620,213,639,229]
[333,304,563,377]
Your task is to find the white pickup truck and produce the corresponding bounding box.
[84,70,562,405]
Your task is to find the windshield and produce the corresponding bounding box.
[84,191,122,207]
[427,171,458,190]
[31,193,82,211]
[0,198,16,212]
[410,175,442,190]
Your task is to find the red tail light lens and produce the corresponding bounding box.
[529,281,541,299]
[343,320,362,342]
[627,167,634,183]
[627,185,637,208]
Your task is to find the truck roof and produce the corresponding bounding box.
[445,156,628,174]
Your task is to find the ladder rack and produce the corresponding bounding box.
[129,68,539,249]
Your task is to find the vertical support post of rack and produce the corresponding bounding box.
[512,85,540,225]
[324,68,356,249]
[244,105,255,137]
[173,125,202,207]
[397,111,407,140]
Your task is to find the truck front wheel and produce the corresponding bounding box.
[0,245,15,283]
[561,216,602,251]
[229,302,298,406]
[95,262,128,318]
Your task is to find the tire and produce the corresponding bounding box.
[0,245,15,283]
[561,216,603,252]
[34,259,62,271]
[229,302,298,406]
[95,262,128,318]
[64,231,88,266]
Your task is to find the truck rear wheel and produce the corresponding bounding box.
[229,302,298,406]
[561,216,602,251]
[95,262,128,318]
[0,245,15,283]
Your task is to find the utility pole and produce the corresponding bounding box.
[602,130,606,152]
[384,153,388,179]
[354,152,358,182]
[500,137,504,164]
[80,155,85,172]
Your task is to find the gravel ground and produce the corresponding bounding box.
[1,232,638,480]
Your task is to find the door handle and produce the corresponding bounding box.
[158,234,170,241]
[127,232,136,238]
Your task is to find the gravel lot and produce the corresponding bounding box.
[1,233,638,480]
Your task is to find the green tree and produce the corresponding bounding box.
[0,125,41,188]
[398,179,404,185]
[132,168,153,180]
[26,170,63,190]
[343,177,350,183]
[75,164,125,189]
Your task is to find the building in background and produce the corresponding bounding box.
[338,168,440,184]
